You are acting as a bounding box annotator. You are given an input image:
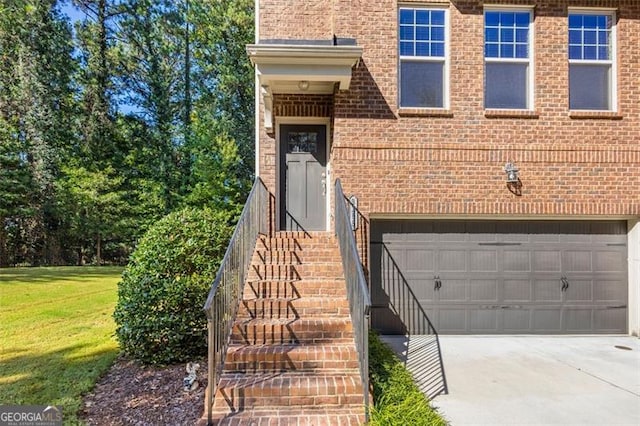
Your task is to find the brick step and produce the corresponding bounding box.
[254,249,340,264]
[224,343,359,373]
[244,280,347,299]
[248,263,345,281]
[205,407,365,426]
[231,318,354,345]
[258,235,337,251]
[238,297,350,319]
[212,372,363,412]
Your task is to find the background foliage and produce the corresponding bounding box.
[0,0,254,267]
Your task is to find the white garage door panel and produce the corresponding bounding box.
[371,220,628,334]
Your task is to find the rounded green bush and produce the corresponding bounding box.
[113,207,232,364]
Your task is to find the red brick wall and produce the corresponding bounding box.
[257,1,640,222]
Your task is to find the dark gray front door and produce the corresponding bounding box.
[279,125,327,231]
[371,220,628,334]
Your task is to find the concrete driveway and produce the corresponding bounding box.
[382,335,640,425]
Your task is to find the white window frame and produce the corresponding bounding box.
[568,8,617,112]
[398,5,450,109]
[483,6,535,110]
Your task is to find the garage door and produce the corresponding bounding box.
[370,220,628,334]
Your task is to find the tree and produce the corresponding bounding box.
[56,165,126,265]
[0,0,76,265]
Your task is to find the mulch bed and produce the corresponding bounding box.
[81,356,207,425]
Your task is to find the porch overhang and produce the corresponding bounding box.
[247,41,363,131]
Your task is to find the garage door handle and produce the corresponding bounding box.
[434,276,442,290]
[561,277,569,291]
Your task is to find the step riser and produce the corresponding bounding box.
[248,264,344,281]
[231,324,354,345]
[224,359,360,373]
[213,393,364,411]
[244,281,347,299]
[224,345,359,374]
[213,376,362,410]
[238,299,350,319]
[259,238,338,252]
[254,250,340,264]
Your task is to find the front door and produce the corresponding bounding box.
[279,124,327,231]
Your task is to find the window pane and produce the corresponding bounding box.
[416,10,429,25]
[400,61,444,108]
[500,12,515,26]
[500,44,514,58]
[400,9,414,25]
[584,15,597,28]
[416,42,429,56]
[584,30,596,44]
[400,42,413,56]
[416,26,429,40]
[431,42,445,57]
[598,46,609,60]
[486,11,500,26]
[569,14,582,29]
[584,45,597,60]
[569,29,582,44]
[485,43,499,58]
[501,28,514,43]
[569,45,582,60]
[431,11,445,26]
[431,26,445,42]
[515,44,528,58]
[598,30,608,45]
[516,28,528,43]
[515,12,529,27]
[486,28,499,42]
[569,64,611,110]
[485,63,528,109]
[400,26,414,41]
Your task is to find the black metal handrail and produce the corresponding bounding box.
[334,179,372,422]
[203,177,268,425]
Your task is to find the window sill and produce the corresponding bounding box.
[569,110,623,120]
[398,108,453,118]
[484,109,539,119]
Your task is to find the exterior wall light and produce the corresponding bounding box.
[298,80,310,91]
[504,162,519,183]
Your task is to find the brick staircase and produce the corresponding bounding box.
[206,231,366,425]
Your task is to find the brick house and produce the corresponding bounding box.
[248,0,640,337]
[202,1,639,422]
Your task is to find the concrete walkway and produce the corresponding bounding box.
[382,335,640,425]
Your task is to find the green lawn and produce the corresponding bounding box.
[0,266,123,424]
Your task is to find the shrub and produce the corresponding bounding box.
[369,331,448,426]
[113,207,232,364]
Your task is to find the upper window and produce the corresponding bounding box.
[484,10,533,109]
[399,7,448,108]
[568,11,616,111]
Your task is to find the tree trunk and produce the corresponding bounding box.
[96,233,102,265]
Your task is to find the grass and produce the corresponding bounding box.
[369,331,448,426]
[0,266,123,425]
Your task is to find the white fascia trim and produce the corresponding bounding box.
[247,45,363,66]
[484,4,536,11]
